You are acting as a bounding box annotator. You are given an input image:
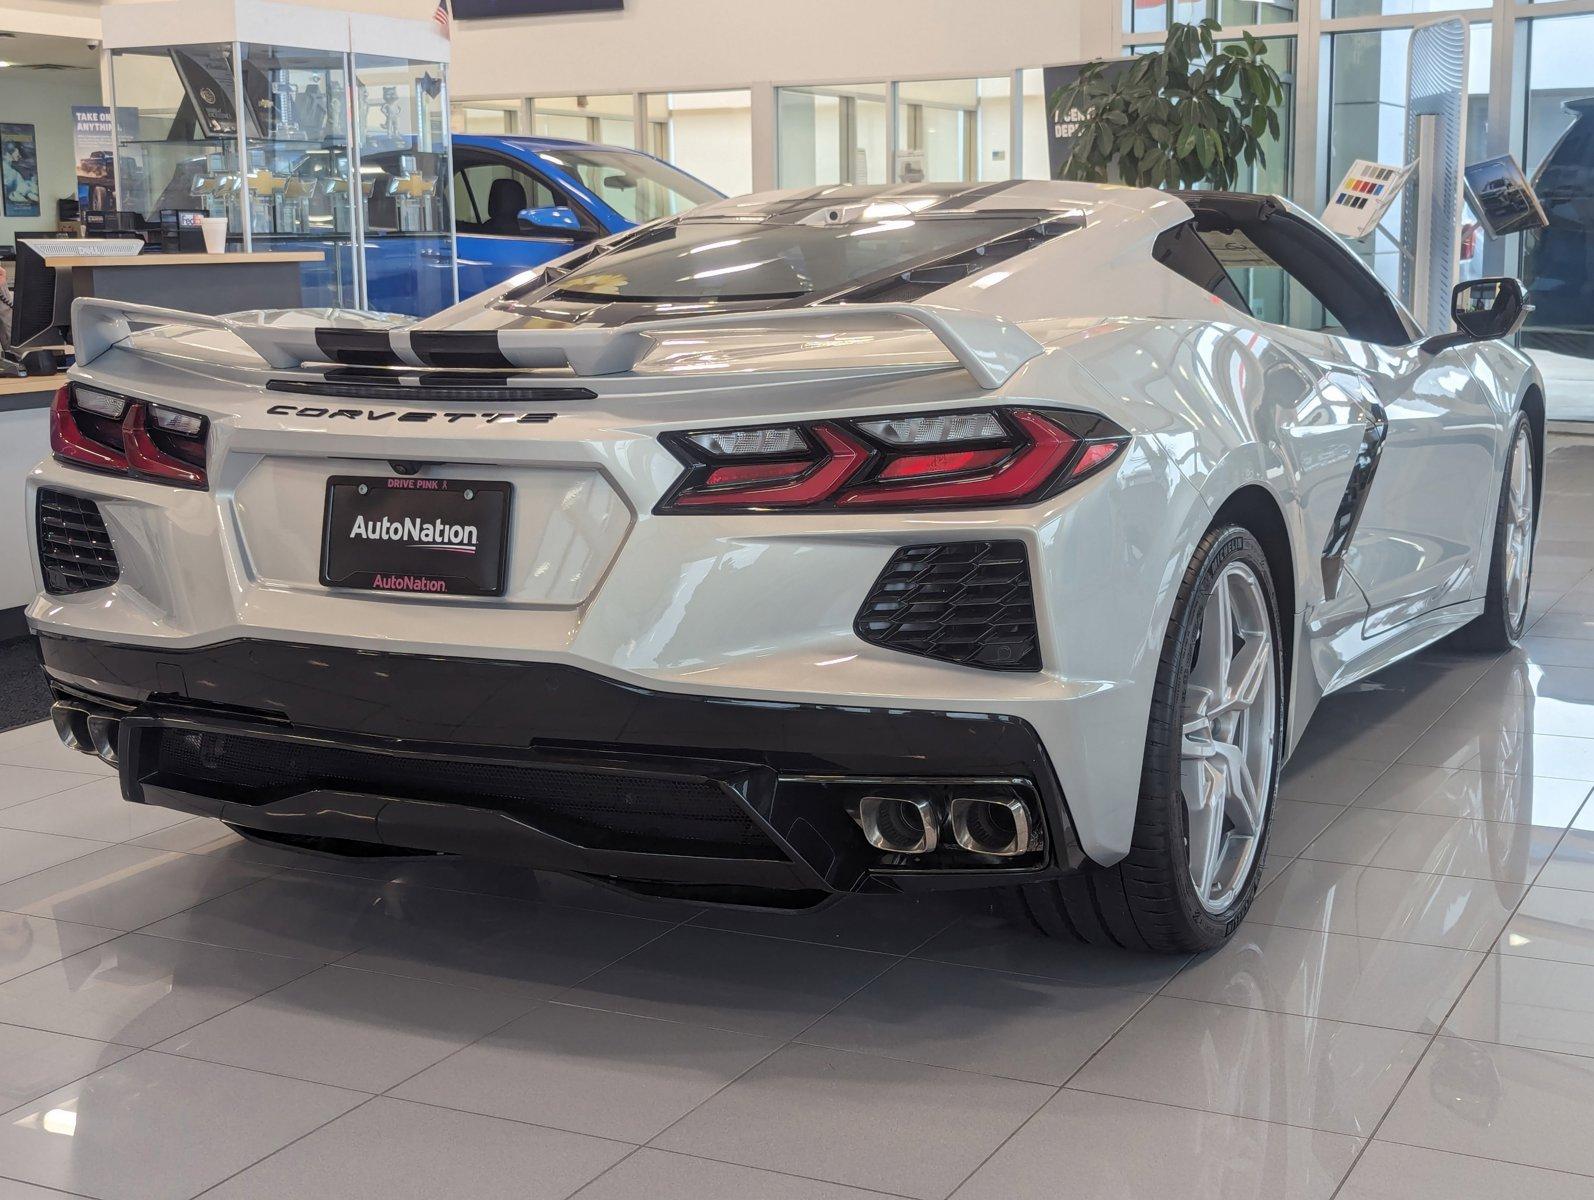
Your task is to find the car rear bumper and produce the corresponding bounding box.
[38,633,1087,904]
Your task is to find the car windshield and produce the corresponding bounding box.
[535,147,720,223]
[530,215,1040,304]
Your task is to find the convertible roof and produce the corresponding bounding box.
[683,179,1169,225]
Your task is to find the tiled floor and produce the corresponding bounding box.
[2,437,1594,1200]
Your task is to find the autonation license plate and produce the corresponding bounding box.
[321,476,512,597]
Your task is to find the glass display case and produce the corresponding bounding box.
[103,3,456,316]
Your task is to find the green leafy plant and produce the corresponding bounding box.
[1051,20,1286,190]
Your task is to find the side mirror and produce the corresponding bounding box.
[517,206,588,238]
[1422,277,1532,354]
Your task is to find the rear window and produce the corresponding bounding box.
[522,216,1043,304]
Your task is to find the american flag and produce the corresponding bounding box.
[432,0,450,37]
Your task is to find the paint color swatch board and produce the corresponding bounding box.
[1322,160,1415,239]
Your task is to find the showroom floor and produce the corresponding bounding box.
[1,440,1594,1200]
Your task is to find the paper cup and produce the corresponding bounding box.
[199,217,228,254]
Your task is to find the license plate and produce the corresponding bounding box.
[321,476,512,597]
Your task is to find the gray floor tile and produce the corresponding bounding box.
[556,925,890,1040]
[1534,819,1594,892]
[912,913,1187,991]
[1379,1035,1594,1176]
[1248,859,1525,950]
[1337,1140,1594,1199]
[0,1051,364,1200]
[0,830,112,888]
[571,1149,905,1200]
[951,1088,1361,1200]
[156,963,531,1092]
[203,1096,630,1200]
[1068,995,1427,1136]
[0,845,275,931]
[801,957,1146,1084]
[0,932,314,1048]
[0,1023,134,1112]
[653,1043,1051,1200]
[1351,763,1591,825]
[1401,726,1594,780]
[335,891,672,1000]
[0,777,189,843]
[1277,756,1389,805]
[0,1176,83,1199]
[0,912,119,985]
[391,1002,778,1143]
[1497,885,1594,965]
[688,891,974,955]
[1269,800,1346,858]
[0,765,106,813]
[1289,716,1433,768]
[1300,808,1560,883]
[1522,635,1594,669]
[1165,924,1481,1032]
[1525,611,1594,641]
[1444,953,1594,1058]
[0,738,116,777]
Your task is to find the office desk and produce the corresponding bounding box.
[52,250,323,316]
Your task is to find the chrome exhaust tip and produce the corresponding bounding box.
[50,701,91,754]
[855,795,940,854]
[86,715,120,766]
[950,796,1035,857]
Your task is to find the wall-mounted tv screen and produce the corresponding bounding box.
[453,0,624,16]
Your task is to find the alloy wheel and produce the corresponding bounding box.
[1180,560,1277,915]
[1504,423,1536,631]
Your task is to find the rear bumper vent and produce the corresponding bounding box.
[855,540,1040,672]
[37,488,120,595]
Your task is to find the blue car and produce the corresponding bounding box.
[446,136,724,301]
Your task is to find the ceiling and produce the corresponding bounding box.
[0,31,99,73]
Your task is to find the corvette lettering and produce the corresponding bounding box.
[266,404,555,425]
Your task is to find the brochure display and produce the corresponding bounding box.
[1322,159,1414,240]
[100,0,456,315]
[1464,155,1549,238]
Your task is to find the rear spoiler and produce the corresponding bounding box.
[72,298,1045,390]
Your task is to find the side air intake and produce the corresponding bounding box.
[37,489,120,595]
[855,541,1040,672]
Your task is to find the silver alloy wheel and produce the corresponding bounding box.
[1503,422,1536,631]
[1180,561,1277,915]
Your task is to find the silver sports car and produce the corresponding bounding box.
[32,181,1541,952]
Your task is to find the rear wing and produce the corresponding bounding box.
[72,298,1045,390]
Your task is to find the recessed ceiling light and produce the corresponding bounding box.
[0,62,13,69]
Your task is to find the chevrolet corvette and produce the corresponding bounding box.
[30,181,1542,951]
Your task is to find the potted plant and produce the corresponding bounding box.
[1051,19,1287,190]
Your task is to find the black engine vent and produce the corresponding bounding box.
[37,489,120,596]
[855,541,1040,672]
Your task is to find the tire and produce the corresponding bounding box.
[1005,524,1285,953]
[1451,412,1537,653]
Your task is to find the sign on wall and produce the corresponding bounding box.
[1042,58,1132,180]
[0,123,39,218]
[72,107,117,216]
[453,0,624,16]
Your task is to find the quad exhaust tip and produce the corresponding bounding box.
[856,795,939,854]
[86,715,120,766]
[950,796,1033,858]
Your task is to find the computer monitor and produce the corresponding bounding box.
[8,235,72,353]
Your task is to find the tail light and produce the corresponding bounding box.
[51,385,209,490]
[656,407,1128,513]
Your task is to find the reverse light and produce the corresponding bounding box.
[51,385,210,489]
[656,406,1128,513]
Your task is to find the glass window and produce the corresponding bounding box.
[1331,0,1480,20]
[1126,0,1295,36]
[643,90,751,197]
[451,101,519,135]
[534,145,719,224]
[776,84,888,188]
[531,94,636,148]
[521,215,1043,305]
[453,157,560,233]
[1327,25,1490,302]
[894,77,1013,184]
[1520,13,1594,414]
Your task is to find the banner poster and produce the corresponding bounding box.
[73,106,116,214]
[0,123,40,218]
[1043,58,1133,180]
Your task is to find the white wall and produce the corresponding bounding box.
[0,408,49,610]
[0,69,103,245]
[448,0,1084,96]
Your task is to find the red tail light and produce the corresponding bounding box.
[51,385,209,490]
[656,407,1128,513]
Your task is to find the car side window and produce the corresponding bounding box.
[454,156,563,237]
[1153,222,1251,314]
